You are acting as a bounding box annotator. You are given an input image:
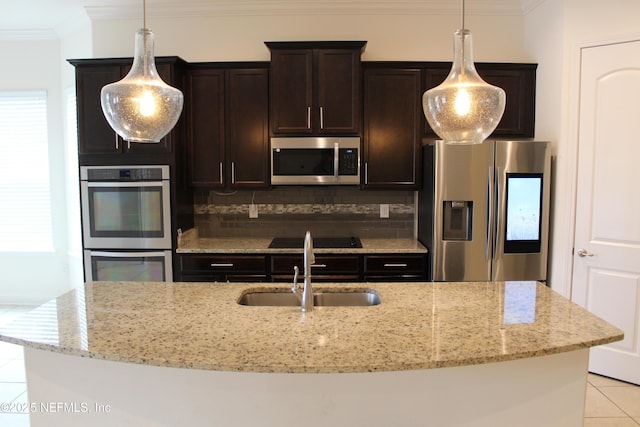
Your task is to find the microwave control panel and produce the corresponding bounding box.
[338,148,359,175]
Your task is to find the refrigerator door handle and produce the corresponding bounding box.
[493,167,503,279]
[486,167,494,261]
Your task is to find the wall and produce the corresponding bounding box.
[523,0,640,295]
[89,9,527,62]
[195,188,415,239]
[60,19,93,293]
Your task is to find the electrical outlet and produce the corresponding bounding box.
[249,204,258,219]
[380,204,390,219]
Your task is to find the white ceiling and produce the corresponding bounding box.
[0,0,535,37]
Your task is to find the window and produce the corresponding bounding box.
[0,91,53,251]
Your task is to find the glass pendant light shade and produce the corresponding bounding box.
[423,29,506,144]
[101,28,184,143]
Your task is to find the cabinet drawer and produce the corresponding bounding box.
[180,255,267,273]
[364,255,426,274]
[271,255,361,274]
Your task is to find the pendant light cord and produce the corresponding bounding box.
[460,0,466,72]
[142,0,148,77]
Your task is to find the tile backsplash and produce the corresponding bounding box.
[194,187,416,239]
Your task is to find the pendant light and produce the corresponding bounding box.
[422,0,505,145]
[100,0,184,143]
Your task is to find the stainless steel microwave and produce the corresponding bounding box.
[270,137,360,185]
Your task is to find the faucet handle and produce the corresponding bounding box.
[291,266,299,293]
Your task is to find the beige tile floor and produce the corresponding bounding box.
[0,304,639,426]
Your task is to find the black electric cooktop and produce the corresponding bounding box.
[268,236,362,249]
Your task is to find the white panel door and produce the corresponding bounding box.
[571,39,640,385]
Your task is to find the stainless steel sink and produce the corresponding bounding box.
[237,289,381,307]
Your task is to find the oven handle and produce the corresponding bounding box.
[83,181,166,188]
[88,251,169,258]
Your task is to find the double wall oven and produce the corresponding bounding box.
[80,165,173,282]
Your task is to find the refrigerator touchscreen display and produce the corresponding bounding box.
[504,173,543,253]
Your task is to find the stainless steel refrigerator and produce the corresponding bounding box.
[418,140,551,281]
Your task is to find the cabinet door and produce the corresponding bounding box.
[226,68,270,188]
[179,255,268,282]
[271,255,362,282]
[76,65,123,155]
[477,65,535,138]
[316,49,361,134]
[423,63,536,139]
[75,61,178,159]
[269,50,314,134]
[364,254,428,281]
[363,68,422,189]
[186,69,225,186]
[125,62,175,155]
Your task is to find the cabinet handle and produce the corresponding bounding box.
[384,263,408,268]
[320,106,324,130]
[219,162,223,183]
[311,264,327,268]
[307,106,311,129]
[365,162,369,185]
[231,162,236,184]
[211,263,234,268]
[334,142,339,180]
[115,134,119,150]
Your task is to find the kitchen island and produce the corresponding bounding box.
[0,281,622,426]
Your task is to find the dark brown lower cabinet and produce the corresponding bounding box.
[179,255,268,282]
[271,255,362,283]
[179,253,428,283]
[364,254,429,282]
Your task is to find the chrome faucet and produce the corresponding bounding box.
[291,231,315,312]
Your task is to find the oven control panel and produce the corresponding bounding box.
[81,165,169,181]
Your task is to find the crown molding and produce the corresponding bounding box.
[519,0,548,15]
[86,0,523,21]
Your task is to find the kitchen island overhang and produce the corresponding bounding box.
[0,281,623,426]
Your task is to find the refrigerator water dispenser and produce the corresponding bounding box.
[443,201,472,241]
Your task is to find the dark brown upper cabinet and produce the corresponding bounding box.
[363,65,423,190]
[185,63,269,189]
[69,57,186,165]
[266,41,366,136]
[423,62,536,139]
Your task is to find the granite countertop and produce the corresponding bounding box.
[176,230,428,254]
[0,281,622,373]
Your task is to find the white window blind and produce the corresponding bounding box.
[0,91,53,251]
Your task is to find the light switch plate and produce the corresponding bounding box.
[249,204,258,219]
[380,204,390,219]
